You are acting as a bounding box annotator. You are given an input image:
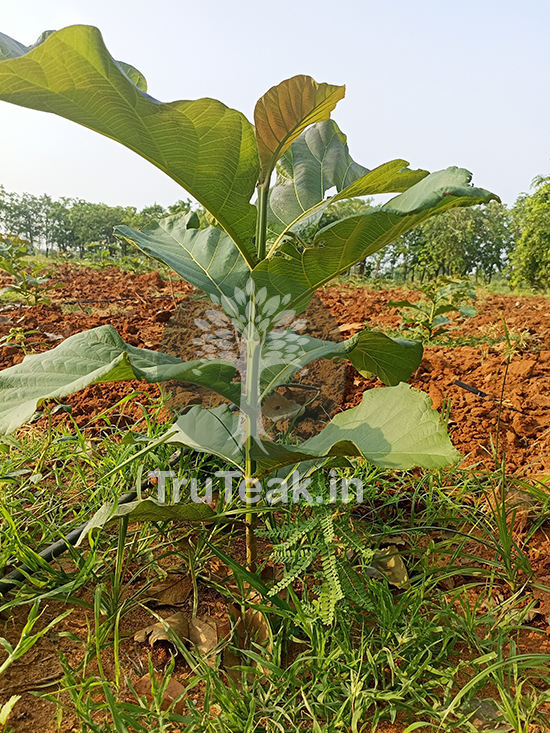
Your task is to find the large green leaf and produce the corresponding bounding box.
[77,498,215,546]
[115,215,250,299]
[253,383,460,475]
[254,76,345,185]
[267,120,369,233]
[345,331,423,383]
[253,167,499,308]
[267,120,428,236]
[0,326,239,435]
[0,25,259,262]
[259,329,422,398]
[165,404,244,469]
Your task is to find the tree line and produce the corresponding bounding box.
[1,177,549,288]
[0,185,192,258]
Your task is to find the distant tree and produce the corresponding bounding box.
[0,190,44,252]
[472,200,514,283]
[166,199,192,216]
[131,204,166,230]
[0,186,202,258]
[509,174,550,290]
[389,202,514,283]
[69,201,130,257]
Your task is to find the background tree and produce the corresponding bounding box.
[509,174,550,290]
[388,202,514,283]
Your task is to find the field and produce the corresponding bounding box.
[1,263,550,732]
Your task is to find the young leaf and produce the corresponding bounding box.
[254,76,345,184]
[0,325,239,435]
[253,383,461,475]
[253,167,499,308]
[115,215,251,300]
[166,404,245,469]
[345,331,423,383]
[387,299,417,310]
[77,498,215,547]
[267,120,369,232]
[267,120,429,237]
[0,26,259,261]
[259,329,422,398]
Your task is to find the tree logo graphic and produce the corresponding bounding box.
[190,279,311,445]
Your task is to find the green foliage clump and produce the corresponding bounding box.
[384,200,515,283]
[0,235,61,305]
[509,174,550,290]
[0,183,196,259]
[389,277,477,340]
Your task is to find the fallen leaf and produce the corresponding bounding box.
[262,393,304,422]
[133,672,186,714]
[143,575,193,606]
[224,598,272,682]
[189,615,219,667]
[134,612,189,646]
[330,322,365,334]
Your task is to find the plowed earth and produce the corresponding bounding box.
[2,264,550,474]
[1,264,550,733]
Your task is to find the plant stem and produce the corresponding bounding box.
[255,183,269,261]
[243,321,261,573]
[241,278,265,572]
[242,179,270,571]
[245,430,257,573]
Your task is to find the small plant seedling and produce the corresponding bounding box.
[0,328,47,355]
[0,237,62,306]
[0,26,498,588]
[389,277,477,340]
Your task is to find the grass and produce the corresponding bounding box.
[0,391,549,732]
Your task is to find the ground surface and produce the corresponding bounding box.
[2,264,550,474]
[1,264,550,732]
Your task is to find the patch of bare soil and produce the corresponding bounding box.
[319,284,550,474]
[2,267,550,472]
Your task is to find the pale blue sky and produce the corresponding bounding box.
[0,0,548,209]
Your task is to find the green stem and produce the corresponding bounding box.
[245,430,257,574]
[243,295,262,573]
[255,183,269,261]
[242,179,270,570]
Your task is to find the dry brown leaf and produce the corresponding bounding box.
[330,322,364,334]
[143,575,193,606]
[134,612,189,646]
[230,603,271,648]
[262,393,305,423]
[133,672,186,714]
[189,616,219,668]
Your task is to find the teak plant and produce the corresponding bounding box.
[0,26,498,572]
[389,277,478,340]
[0,236,60,306]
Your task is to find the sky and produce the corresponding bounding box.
[0,0,548,210]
